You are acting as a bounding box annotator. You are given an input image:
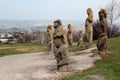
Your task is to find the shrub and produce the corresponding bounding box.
[93,20,120,40]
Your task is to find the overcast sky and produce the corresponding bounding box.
[0,0,111,21]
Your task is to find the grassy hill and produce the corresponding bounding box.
[0,37,120,80]
[64,37,120,80]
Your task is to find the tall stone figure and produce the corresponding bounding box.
[77,30,83,48]
[98,9,108,36]
[47,25,53,54]
[97,9,108,57]
[53,19,70,72]
[85,8,94,48]
[67,24,73,46]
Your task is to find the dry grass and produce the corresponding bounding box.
[0,42,47,57]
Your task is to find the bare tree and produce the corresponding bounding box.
[105,0,120,25]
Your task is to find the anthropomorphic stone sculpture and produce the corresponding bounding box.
[53,19,70,72]
[77,30,83,48]
[97,9,108,57]
[98,9,108,36]
[85,8,93,48]
[67,24,73,46]
[47,25,53,54]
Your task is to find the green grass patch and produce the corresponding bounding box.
[68,45,85,52]
[0,42,85,57]
[64,37,120,80]
[0,42,47,57]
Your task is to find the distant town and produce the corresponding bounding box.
[0,20,84,44]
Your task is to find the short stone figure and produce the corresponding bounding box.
[67,24,73,46]
[97,9,108,57]
[53,19,70,72]
[77,30,83,48]
[47,25,53,54]
[97,33,107,58]
[85,8,94,48]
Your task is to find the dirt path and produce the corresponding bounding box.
[0,47,101,80]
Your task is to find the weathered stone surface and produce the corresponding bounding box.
[47,25,53,54]
[97,33,107,58]
[77,30,83,48]
[85,8,94,48]
[97,9,108,58]
[67,24,73,46]
[53,19,70,72]
[98,9,108,36]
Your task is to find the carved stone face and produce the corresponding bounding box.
[68,24,71,29]
[99,9,107,21]
[47,25,52,32]
[53,19,62,29]
[87,8,93,15]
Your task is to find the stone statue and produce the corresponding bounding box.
[85,8,94,48]
[97,9,108,57]
[67,24,73,46]
[98,9,108,36]
[47,25,53,54]
[77,30,83,48]
[53,19,70,72]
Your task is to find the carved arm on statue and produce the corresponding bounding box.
[87,16,93,23]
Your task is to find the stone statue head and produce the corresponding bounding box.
[87,8,93,15]
[68,24,72,29]
[47,25,52,32]
[99,9,107,21]
[53,19,62,29]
